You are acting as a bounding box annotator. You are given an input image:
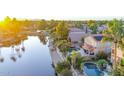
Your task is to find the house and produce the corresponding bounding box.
[68,28,86,43]
[97,25,108,33]
[82,24,92,33]
[82,24,108,34]
[111,44,124,64]
[68,27,88,48]
[82,34,112,55]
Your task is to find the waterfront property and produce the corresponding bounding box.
[82,34,112,56]
[0,18,124,76]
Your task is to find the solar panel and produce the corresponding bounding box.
[93,35,103,41]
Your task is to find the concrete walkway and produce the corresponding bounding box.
[49,40,63,67]
[48,39,80,76]
[49,48,63,66]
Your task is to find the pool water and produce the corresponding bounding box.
[83,63,104,76]
[68,47,80,53]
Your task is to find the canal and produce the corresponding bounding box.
[0,36,55,76]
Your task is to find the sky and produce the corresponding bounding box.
[0,0,124,20]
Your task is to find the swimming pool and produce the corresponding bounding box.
[83,63,104,76]
[68,47,80,53]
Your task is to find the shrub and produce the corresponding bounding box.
[121,58,124,66]
[55,61,71,74]
[73,57,85,71]
[113,66,124,76]
[97,59,107,71]
[60,68,72,76]
[66,56,72,64]
[96,51,108,60]
[55,40,71,55]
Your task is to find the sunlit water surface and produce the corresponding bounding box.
[0,36,55,76]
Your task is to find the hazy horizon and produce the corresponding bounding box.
[0,0,124,21]
[1,16,124,21]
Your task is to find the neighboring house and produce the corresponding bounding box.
[82,34,112,55]
[68,28,86,43]
[111,44,124,64]
[82,24,108,34]
[68,27,89,48]
[82,24,93,33]
[97,25,108,33]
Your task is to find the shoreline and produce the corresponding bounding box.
[48,39,62,67]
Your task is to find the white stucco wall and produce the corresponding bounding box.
[84,36,112,54]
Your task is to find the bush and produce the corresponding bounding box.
[96,51,108,60]
[55,61,71,75]
[121,58,124,66]
[60,68,72,76]
[73,57,84,71]
[113,66,124,76]
[55,40,71,55]
[66,56,71,62]
[97,59,107,71]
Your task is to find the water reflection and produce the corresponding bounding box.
[0,32,48,63]
[21,42,25,52]
[0,33,54,75]
[0,48,4,62]
[10,46,17,62]
[38,32,47,45]
[0,34,28,62]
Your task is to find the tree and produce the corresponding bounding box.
[60,68,72,76]
[87,20,98,34]
[70,51,80,66]
[74,21,83,28]
[55,61,72,76]
[55,40,71,55]
[4,16,11,23]
[102,19,124,69]
[121,58,124,66]
[118,37,124,49]
[0,48,4,62]
[38,19,48,30]
[48,19,58,29]
[96,51,108,60]
[55,21,69,40]
[69,50,85,70]
[74,56,85,71]
[113,65,124,76]
[11,17,21,33]
[97,59,108,71]
[12,17,17,22]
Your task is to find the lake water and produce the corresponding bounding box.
[0,36,55,76]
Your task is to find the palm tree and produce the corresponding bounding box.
[55,21,69,40]
[102,19,124,69]
[15,45,22,58]
[55,40,71,55]
[118,37,124,52]
[10,46,17,62]
[0,48,4,62]
[70,51,80,66]
[21,41,25,52]
[87,20,98,34]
